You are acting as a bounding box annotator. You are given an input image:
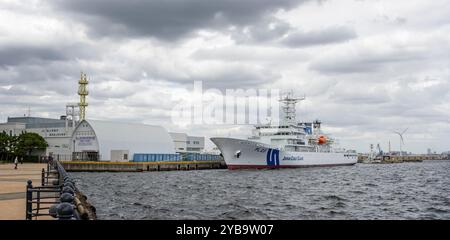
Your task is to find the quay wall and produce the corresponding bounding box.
[358,154,449,163]
[62,160,227,172]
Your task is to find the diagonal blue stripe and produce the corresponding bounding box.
[266,149,273,166]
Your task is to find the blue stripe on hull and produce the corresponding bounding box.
[266,149,280,166]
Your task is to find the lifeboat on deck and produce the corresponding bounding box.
[317,135,327,145]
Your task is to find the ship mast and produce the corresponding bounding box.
[279,91,305,124]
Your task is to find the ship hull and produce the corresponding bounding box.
[211,137,357,170]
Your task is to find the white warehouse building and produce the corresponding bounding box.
[169,132,205,153]
[72,120,176,161]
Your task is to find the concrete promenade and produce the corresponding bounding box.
[0,163,46,220]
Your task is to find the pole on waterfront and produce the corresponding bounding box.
[26,180,33,220]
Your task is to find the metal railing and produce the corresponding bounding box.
[25,160,94,220]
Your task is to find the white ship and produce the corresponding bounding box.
[211,93,357,170]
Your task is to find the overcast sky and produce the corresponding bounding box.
[1,0,449,153]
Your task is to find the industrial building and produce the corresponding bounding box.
[0,116,75,156]
[169,132,205,153]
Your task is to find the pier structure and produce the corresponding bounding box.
[61,160,226,172]
[358,154,449,164]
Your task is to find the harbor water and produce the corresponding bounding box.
[72,160,450,220]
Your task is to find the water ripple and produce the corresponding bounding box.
[72,160,450,220]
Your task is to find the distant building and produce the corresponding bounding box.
[169,133,205,153]
[444,151,450,159]
[0,117,75,156]
[389,151,408,156]
[0,121,26,137]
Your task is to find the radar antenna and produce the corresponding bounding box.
[279,91,305,123]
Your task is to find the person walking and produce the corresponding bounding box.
[14,156,18,170]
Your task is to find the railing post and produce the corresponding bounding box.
[41,168,45,186]
[36,190,41,218]
[26,180,33,220]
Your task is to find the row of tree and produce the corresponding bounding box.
[0,131,48,161]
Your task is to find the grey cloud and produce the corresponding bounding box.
[149,63,280,89]
[395,17,407,24]
[0,61,87,97]
[312,62,379,74]
[0,97,61,110]
[230,21,357,48]
[0,46,66,67]
[89,81,141,100]
[48,0,355,49]
[280,26,357,47]
[199,66,280,89]
[373,14,408,25]
[310,47,425,74]
[191,46,309,63]
[0,43,99,68]
[0,90,69,120]
[230,19,292,44]
[330,92,391,105]
[50,0,309,40]
[0,85,43,97]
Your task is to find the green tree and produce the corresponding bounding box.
[0,131,11,160]
[15,132,48,157]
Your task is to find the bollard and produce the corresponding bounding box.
[65,179,76,185]
[63,182,75,189]
[57,202,74,220]
[49,204,58,218]
[62,186,75,195]
[64,177,75,184]
[26,180,33,220]
[60,193,75,203]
